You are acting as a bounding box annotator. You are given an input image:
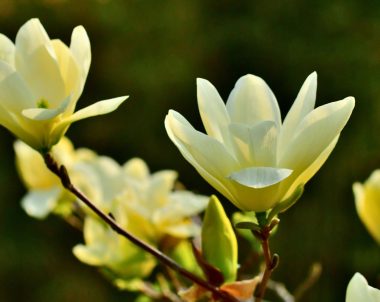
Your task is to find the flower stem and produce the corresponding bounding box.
[253,222,279,302]
[43,153,239,302]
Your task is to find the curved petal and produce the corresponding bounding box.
[22,96,70,120]
[0,33,15,66]
[51,39,81,101]
[15,44,66,105]
[197,78,231,144]
[229,167,292,189]
[15,18,53,57]
[21,187,61,219]
[353,171,380,244]
[279,97,355,172]
[281,135,339,200]
[62,96,127,124]
[0,70,34,111]
[346,273,380,302]
[123,158,150,180]
[70,26,91,87]
[229,121,278,166]
[278,72,317,154]
[226,74,281,127]
[165,110,238,206]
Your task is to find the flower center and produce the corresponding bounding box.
[37,98,49,109]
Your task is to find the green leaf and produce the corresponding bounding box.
[201,195,238,283]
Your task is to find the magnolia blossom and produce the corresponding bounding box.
[14,138,95,218]
[166,73,355,211]
[73,157,208,278]
[346,273,380,302]
[0,18,127,150]
[353,170,380,244]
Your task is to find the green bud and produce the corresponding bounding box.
[201,195,238,283]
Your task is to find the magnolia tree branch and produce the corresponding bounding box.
[253,222,279,302]
[43,153,239,302]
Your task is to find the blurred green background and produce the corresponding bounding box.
[0,0,379,301]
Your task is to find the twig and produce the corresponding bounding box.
[253,221,279,302]
[293,263,322,301]
[43,153,239,302]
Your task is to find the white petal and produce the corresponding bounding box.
[0,70,34,112]
[22,96,70,120]
[15,19,54,57]
[279,97,355,172]
[229,121,277,166]
[62,96,127,124]
[165,110,238,205]
[278,72,317,154]
[51,39,81,100]
[70,26,91,86]
[21,187,61,219]
[226,74,281,126]
[15,44,66,106]
[0,33,15,66]
[123,157,150,180]
[346,273,375,302]
[281,135,339,199]
[197,78,230,144]
[229,167,292,189]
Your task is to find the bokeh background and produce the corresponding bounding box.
[0,0,379,301]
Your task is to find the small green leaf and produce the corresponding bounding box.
[235,221,261,231]
[202,195,238,283]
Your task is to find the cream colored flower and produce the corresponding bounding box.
[165,73,355,211]
[0,18,127,150]
[73,157,208,279]
[14,137,95,218]
[353,170,380,244]
[346,273,380,302]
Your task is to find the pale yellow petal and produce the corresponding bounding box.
[278,72,317,154]
[226,74,281,126]
[0,33,15,66]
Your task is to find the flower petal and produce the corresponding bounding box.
[229,121,277,166]
[165,110,238,206]
[15,19,66,105]
[279,97,355,172]
[278,72,317,154]
[70,26,91,86]
[22,96,71,120]
[229,167,293,189]
[226,74,281,126]
[0,68,35,114]
[346,273,379,302]
[197,78,230,144]
[0,33,15,66]
[51,39,81,100]
[123,157,150,180]
[62,96,127,124]
[21,187,61,219]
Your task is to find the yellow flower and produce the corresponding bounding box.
[165,73,355,211]
[73,157,208,279]
[353,170,380,244]
[14,137,95,218]
[0,18,127,151]
[346,273,380,302]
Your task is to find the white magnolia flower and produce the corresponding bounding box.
[166,73,355,211]
[73,157,208,278]
[0,18,127,150]
[346,273,380,302]
[353,170,380,244]
[14,137,95,218]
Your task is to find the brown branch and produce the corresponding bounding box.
[43,153,239,302]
